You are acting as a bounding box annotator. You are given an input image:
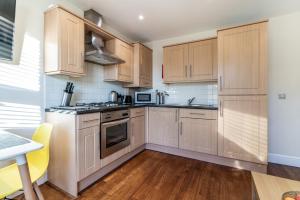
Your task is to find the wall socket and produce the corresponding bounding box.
[278,93,286,100]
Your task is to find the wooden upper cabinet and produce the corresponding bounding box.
[218,95,268,164]
[104,39,133,83]
[189,39,216,81]
[163,38,217,83]
[218,22,268,95]
[164,44,188,83]
[44,7,85,76]
[125,43,153,88]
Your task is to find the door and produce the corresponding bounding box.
[218,22,267,95]
[116,40,133,82]
[131,115,145,151]
[59,9,84,74]
[218,95,268,164]
[148,108,179,147]
[179,118,217,155]
[78,126,100,180]
[163,44,188,82]
[140,46,153,87]
[188,39,214,81]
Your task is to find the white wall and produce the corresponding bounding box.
[144,30,218,106]
[268,12,300,167]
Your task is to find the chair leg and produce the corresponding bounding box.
[33,182,44,200]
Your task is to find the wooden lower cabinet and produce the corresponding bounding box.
[77,125,101,180]
[179,117,217,155]
[130,115,145,151]
[218,95,268,164]
[148,107,179,147]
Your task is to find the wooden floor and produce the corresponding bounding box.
[16,150,300,200]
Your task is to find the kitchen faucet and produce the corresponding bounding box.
[187,97,196,105]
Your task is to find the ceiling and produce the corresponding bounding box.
[75,0,300,42]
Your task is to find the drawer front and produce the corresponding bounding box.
[179,109,217,120]
[77,113,101,130]
[130,107,145,118]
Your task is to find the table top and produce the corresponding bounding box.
[252,171,300,200]
[0,130,43,161]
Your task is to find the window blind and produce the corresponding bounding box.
[0,0,16,61]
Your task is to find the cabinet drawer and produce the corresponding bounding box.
[130,107,145,118]
[77,113,100,130]
[179,109,217,120]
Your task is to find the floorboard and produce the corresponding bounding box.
[14,150,300,200]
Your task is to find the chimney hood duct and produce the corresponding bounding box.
[84,9,124,65]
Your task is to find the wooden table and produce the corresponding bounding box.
[0,130,43,200]
[252,171,300,200]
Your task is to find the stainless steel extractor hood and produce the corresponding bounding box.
[85,32,124,65]
[84,9,124,65]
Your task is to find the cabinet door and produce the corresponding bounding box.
[116,40,133,82]
[148,108,179,147]
[131,115,145,151]
[218,22,267,95]
[163,44,188,83]
[188,39,214,81]
[179,118,217,155]
[218,95,268,164]
[78,126,100,180]
[59,9,85,75]
[140,46,153,87]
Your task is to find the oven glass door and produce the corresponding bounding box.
[101,118,130,158]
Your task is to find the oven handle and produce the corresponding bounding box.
[101,118,129,127]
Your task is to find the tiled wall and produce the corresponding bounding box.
[45,63,128,107]
[139,83,218,106]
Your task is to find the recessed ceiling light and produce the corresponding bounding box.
[138,15,144,21]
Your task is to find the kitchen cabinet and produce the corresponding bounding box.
[78,125,101,180]
[130,108,146,151]
[44,7,85,76]
[125,43,153,88]
[163,38,217,83]
[148,107,179,147]
[218,95,268,164]
[218,22,268,95]
[179,109,218,155]
[104,39,134,83]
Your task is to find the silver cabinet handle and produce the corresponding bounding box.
[190,64,192,77]
[175,109,178,122]
[180,122,183,135]
[189,113,205,116]
[220,101,223,117]
[219,76,223,91]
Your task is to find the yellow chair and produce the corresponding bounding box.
[0,123,53,200]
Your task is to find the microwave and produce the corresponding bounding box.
[135,92,156,104]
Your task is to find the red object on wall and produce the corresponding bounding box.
[162,64,164,79]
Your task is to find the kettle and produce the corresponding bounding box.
[110,91,118,103]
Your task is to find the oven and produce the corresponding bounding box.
[100,109,130,158]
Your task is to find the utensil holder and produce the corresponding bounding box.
[61,92,72,106]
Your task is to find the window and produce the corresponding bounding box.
[0,0,16,61]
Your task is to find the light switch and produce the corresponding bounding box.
[278,93,286,100]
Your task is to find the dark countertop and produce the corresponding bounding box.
[45,104,218,115]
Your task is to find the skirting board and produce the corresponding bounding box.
[146,144,267,173]
[268,153,300,168]
[78,145,145,192]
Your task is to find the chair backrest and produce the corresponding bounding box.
[26,123,53,179]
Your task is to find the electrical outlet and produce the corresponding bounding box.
[278,93,286,100]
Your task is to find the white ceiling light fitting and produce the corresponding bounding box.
[138,14,144,21]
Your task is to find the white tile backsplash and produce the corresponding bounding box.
[45,63,128,107]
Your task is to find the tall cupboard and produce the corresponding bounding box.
[217,21,268,164]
